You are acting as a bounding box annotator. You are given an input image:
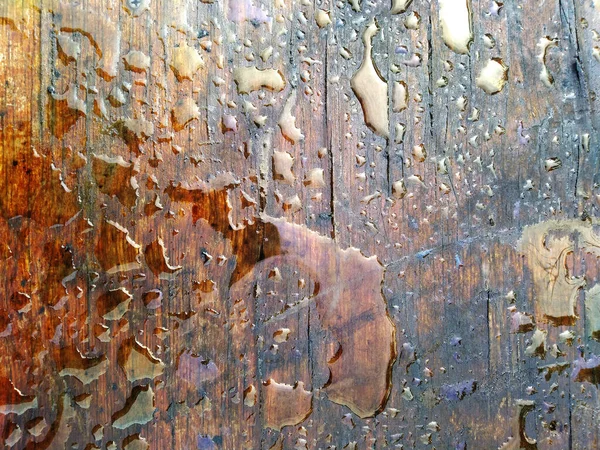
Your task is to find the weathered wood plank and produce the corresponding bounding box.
[1,0,600,449]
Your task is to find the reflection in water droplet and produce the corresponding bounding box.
[439,0,472,54]
[351,20,389,138]
[476,58,508,94]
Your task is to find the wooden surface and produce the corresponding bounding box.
[1,0,600,448]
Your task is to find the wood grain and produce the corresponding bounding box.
[1,0,600,448]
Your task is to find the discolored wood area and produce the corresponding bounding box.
[1,0,600,448]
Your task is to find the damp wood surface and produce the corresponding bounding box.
[1,0,600,449]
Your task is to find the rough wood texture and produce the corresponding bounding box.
[1,0,600,448]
